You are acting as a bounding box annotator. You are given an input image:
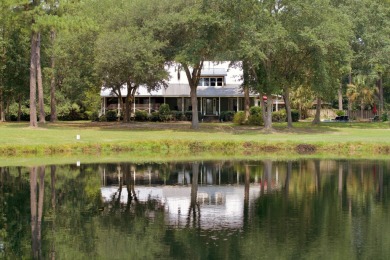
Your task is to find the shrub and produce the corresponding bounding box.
[272,109,286,122]
[106,110,118,121]
[247,106,263,126]
[291,109,300,122]
[135,110,148,121]
[99,115,107,122]
[381,112,388,122]
[250,106,262,116]
[219,111,235,122]
[88,111,100,122]
[248,114,263,125]
[185,111,203,121]
[159,104,171,122]
[171,111,185,121]
[335,110,345,116]
[150,112,160,122]
[233,111,246,125]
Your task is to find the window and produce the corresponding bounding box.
[198,77,224,87]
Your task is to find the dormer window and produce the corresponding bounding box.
[198,77,224,87]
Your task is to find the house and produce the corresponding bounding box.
[100,61,285,118]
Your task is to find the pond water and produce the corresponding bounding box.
[1,159,389,259]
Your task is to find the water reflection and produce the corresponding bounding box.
[0,159,389,259]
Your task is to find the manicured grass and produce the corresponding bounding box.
[0,121,389,163]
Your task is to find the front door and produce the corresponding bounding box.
[205,98,216,115]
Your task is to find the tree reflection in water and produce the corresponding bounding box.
[0,159,389,259]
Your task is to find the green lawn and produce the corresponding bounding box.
[0,121,389,163]
[1,120,389,144]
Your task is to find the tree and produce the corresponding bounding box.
[94,0,168,122]
[155,0,228,129]
[346,0,390,114]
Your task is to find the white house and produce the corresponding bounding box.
[100,61,284,118]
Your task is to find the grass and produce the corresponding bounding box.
[0,120,389,165]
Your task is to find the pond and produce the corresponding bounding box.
[1,159,389,259]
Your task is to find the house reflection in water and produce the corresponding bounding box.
[99,162,281,229]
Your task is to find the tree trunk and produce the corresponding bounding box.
[243,60,250,122]
[190,85,199,129]
[183,62,203,130]
[50,29,57,122]
[17,94,22,121]
[188,162,199,228]
[338,81,343,110]
[124,84,136,123]
[259,94,267,127]
[30,31,38,127]
[37,32,45,124]
[124,84,131,123]
[0,87,4,122]
[283,86,292,128]
[50,165,56,210]
[264,94,273,130]
[30,166,40,259]
[312,97,321,124]
[377,72,383,114]
[244,86,250,123]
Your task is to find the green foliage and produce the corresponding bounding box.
[99,115,107,122]
[291,109,300,122]
[171,111,185,121]
[105,110,118,122]
[249,106,262,117]
[247,106,263,126]
[184,111,203,122]
[150,112,160,122]
[335,110,345,116]
[272,110,287,122]
[233,111,246,125]
[248,114,263,126]
[219,111,235,122]
[381,112,388,122]
[134,110,148,121]
[88,111,100,122]
[159,104,171,122]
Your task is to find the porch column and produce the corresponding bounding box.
[218,97,221,115]
[182,97,185,113]
[200,97,203,115]
[164,97,166,104]
[148,97,151,114]
[133,98,135,114]
[102,97,106,115]
[276,98,279,111]
[236,97,239,112]
[118,98,121,116]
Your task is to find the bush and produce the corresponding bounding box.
[381,112,388,122]
[171,111,185,121]
[88,111,100,122]
[135,110,148,121]
[249,106,262,117]
[159,104,171,122]
[106,110,118,122]
[291,109,300,122]
[219,111,235,122]
[248,114,263,125]
[335,110,345,116]
[247,106,263,126]
[272,109,287,122]
[233,111,246,125]
[99,115,107,122]
[184,111,203,121]
[150,112,160,122]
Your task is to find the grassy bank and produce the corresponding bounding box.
[0,121,389,162]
